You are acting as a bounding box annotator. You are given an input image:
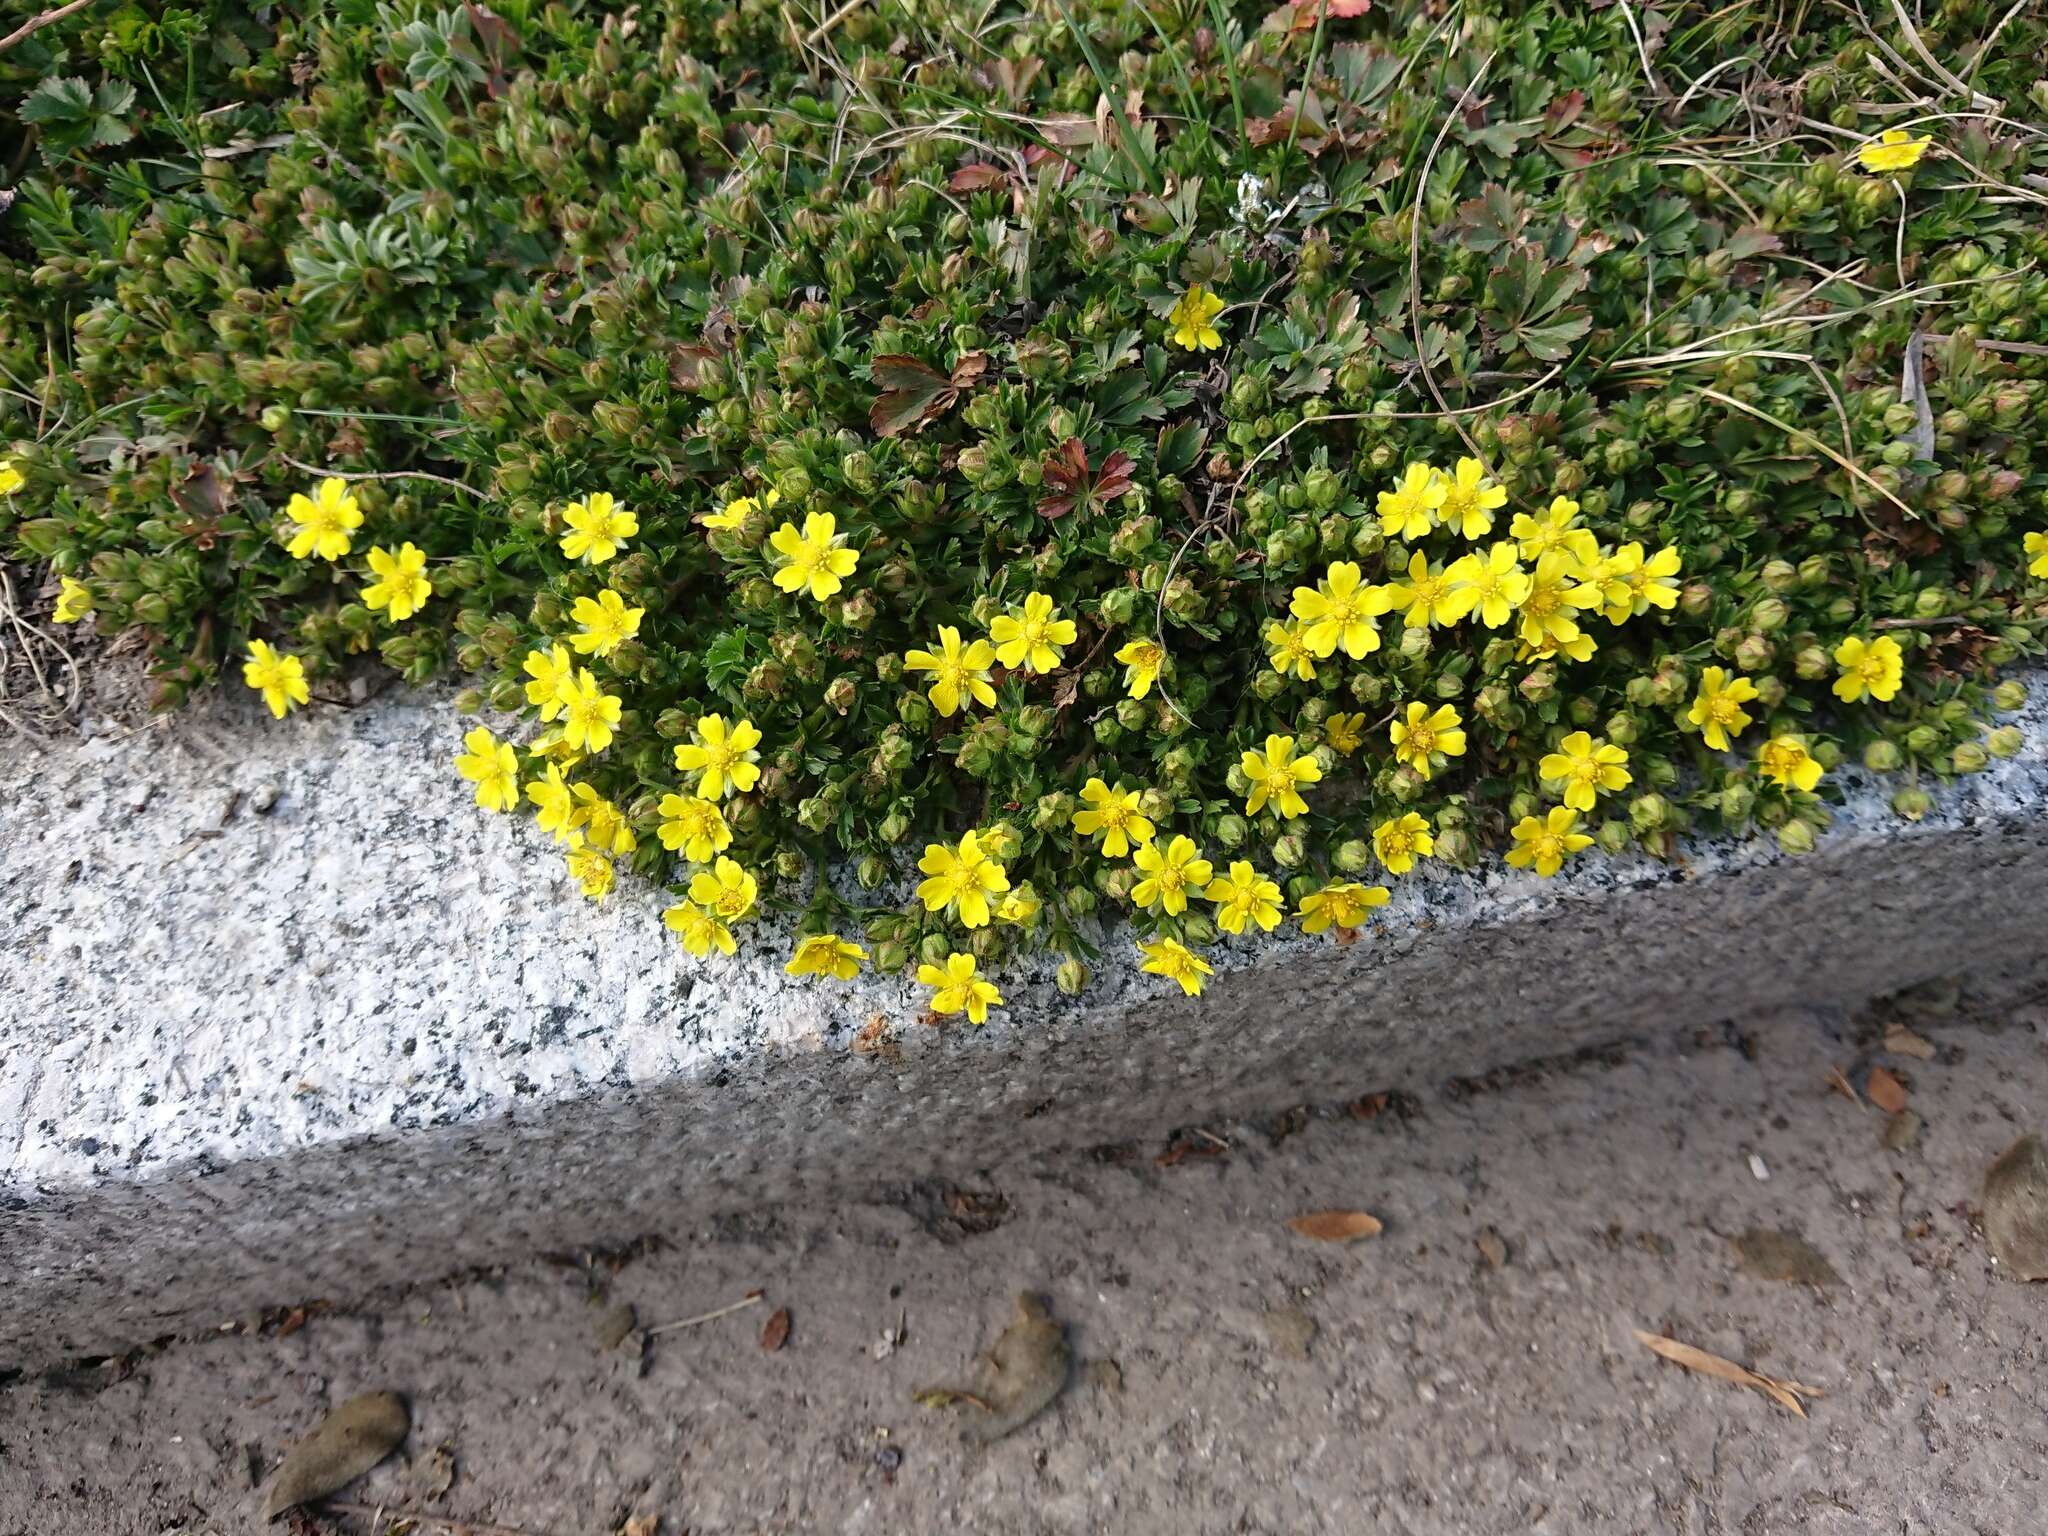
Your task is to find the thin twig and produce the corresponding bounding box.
[804,0,866,44]
[0,0,97,54]
[646,1291,764,1335]
[276,453,479,497]
[321,1501,567,1536]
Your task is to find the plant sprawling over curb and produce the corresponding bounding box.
[5,0,2048,1009]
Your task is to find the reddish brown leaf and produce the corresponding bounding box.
[1038,438,1136,520]
[868,352,986,438]
[1867,1066,1908,1115]
[760,1306,791,1352]
[1286,1209,1384,1243]
[668,344,718,391]
[949,163,1010,192]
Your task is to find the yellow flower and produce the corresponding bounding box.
[1324,712,1366,756]
[1138,937,1213,996]
[1832,634,1904,704]
[522,644,574,720]
[1506,806,1593,878]
[988,591,1077,673]
[1377,461,1447,541]
[1621,543,1683,615]
[284,477,362,561]
[1166,284,1226,351]
[1114,637,1166,699]
[1290,560,1393,659]
[1537,730,1631,812]
[362,542,433,621]
[1519,630,1599,665]
[569,589,645,657]
[674,714,763,799]
[1263,620,1317,682]
[1299,880,1389,934]
[906,625,998,717]
[1517,551,1595,651]
[1444,541,1531,629]
[528,725,583,767]
[769,511,860,602]
[1569,549,1634,624]
[1685,666,1759,750]
[52,576,93,623]
[1372,812,1434,875]
[1241,733,1322,818]
[1387,550,1463,629]
[1438,456,1508,539]
[1131,835,1213,915]
[786,933,868,981]
[0,458,22,496]
[525,762,577,841]
[997,887,1041,926]
[570,783,637,855]
[1204,860,1283,935]
[918,951,1004,1023]
[560,491,637,564]
[1857,127,1931,174]
[689,856,758,924]
[1389,702,1466,780]
[1757,735,1824,793]
[656,793,732,862]
[916,829,1010,929]
[454,726,520,812]
[242,639,309,719]
[2027,529,2048,578]
[1509,496,1586,563]
[1073,776,1155,857]
[558,668,623,754]
[663,899,733,956]
[563,833,615,901]
[701,486,778,531]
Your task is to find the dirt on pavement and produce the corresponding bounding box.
[2,998,2043,1535]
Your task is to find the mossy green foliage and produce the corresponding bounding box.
[3,0,2046,975]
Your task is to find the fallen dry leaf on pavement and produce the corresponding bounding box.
[1867,1066,1908,1114]
[415,1442,455,1500]
[1731,1227,1840,1287]
[760,1306,791,1352]
[1287,1210,1383,1242]
[1883,1021,1937,1060]
[260,1390,409,1519]
[621,1516,659,1536]
[915,1291,1071,1444]
[1633,1330,1823,1417]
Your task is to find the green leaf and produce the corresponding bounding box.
[1156,420,1208,476]
[20,77,93,125]
[703,629,749,692]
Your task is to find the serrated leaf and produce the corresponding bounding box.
[703,630,749,691]
[1155,420,1208,476]
[20,77,93,125]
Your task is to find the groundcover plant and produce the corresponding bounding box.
[4,0,2047,1016]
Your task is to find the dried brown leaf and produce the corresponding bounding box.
[760,1306,791,1352]
[1632,1330,1822,1417]
[260,1391,409,1520]
[1867,1066,1908,1115]
[949,163,1010,192]
[1286,1209,1383,1243]
[1883,1022,1937,1061]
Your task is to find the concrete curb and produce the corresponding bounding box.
[5,684,2045,1366]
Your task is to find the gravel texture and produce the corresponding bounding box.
[5,682,2047,1365]
[3,998,2043,1535]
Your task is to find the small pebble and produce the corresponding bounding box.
[249,783,282,815]
[874,1446,902,1473]
[1748,1153,1770,1182]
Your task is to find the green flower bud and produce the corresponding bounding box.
[1794,644,1831,680]
[1993,679,2028,712]
[1272,832,1305,868]
[1987,725,2024,759]
[1719,781,1755,822]
[1596,819,1631,855]
[1733,634,1774,672]
[1863,737,1903,772]
[454,688,484,715]
[1056,957,1091,996]
[1332,838,1372,874]
[1213,813,1248,849]
[919,932,953,967]
[878,807,912,843]
[1891,786,1934,821]
[1629,793,1670,832]
[1750,597,1789,633]
[1952,741,1989,773]
[1905,724,1943,757]
[1433,825,1478,869]
[1033,791,1075,832]
[1760,559,1798,594]
[874,940,909,974]
[1137,787,1174,824]
[1606,712,1639,746]
[259,404,291,432]
[897,692,932,730]
[1775,820,1816,855]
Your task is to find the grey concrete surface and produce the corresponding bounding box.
[4,683,2046,1367]
[3,998,2042,1536]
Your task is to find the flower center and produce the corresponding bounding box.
[1407,724,1436,754]
[1708,697,1742,726]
